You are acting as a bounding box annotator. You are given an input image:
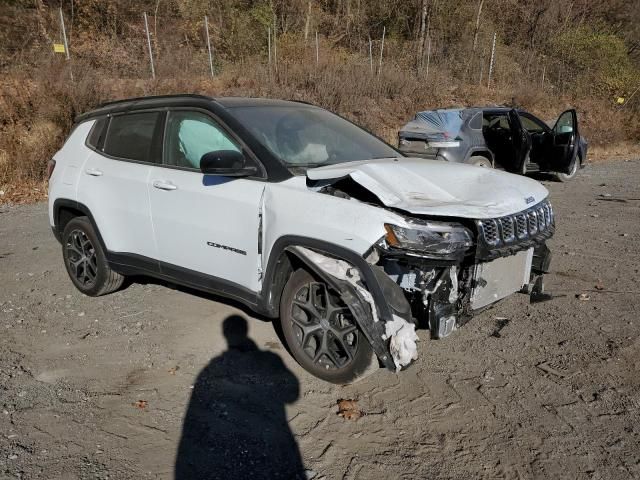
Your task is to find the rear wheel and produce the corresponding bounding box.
[555,154,579,182]
[469,155,492,168]
[62,217,124,296]
[279,269,374,384]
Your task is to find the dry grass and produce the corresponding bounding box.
[1,51,638,205]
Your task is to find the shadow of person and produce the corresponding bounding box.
[175,315,305,480]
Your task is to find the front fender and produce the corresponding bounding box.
[258,236,413,371]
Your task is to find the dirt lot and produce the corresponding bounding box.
[1,159,640,479]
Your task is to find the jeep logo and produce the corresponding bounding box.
[525,196,535,204]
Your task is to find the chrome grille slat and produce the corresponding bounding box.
[499,217,515,242]
[515,214,527,239]
[477,200,554,250]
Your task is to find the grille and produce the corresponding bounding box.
[477,199,554,248]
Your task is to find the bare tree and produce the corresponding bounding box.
[472,0,484,53]
[417,0,428,71]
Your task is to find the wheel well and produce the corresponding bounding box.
[469,151,493,163]
[56,206,85,236]
[262,251,310,318]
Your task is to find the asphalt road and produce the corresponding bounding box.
[1,159,640,479]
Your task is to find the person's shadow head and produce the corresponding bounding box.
[222,314,256,351]
[175,314,305,480]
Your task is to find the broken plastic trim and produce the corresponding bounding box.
[288,247,418,371]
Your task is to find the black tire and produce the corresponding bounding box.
[279,269,374,384]
[61,216,124,297]
[555,154,579,182]
[468,155,492,168]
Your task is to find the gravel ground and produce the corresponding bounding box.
[1,159,640,479]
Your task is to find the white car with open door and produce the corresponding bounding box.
[48,95,556,383]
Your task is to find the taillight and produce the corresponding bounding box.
[47,159,56,180]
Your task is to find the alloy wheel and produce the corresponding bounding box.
[290,282,359,370]
[65,229,98,288]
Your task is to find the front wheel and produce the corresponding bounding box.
[279,269,374,384]
[468,155,492,168]
[62,217,124,296]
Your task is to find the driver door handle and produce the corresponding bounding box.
[85,168,103,176]
[152,180,178,191]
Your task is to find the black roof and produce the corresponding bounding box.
[75,94,316,122]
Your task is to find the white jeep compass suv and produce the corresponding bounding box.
[48,95,554,383]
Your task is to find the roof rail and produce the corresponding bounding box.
[97,93,212,108]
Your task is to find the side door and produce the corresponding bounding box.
[550,109,579,174]
[148,109,266,294]
[507,109,532,175]
[77,111,162,270]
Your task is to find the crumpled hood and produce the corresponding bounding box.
[307,158,549,219]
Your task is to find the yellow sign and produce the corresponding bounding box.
[53,43,66,53]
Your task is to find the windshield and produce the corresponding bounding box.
[227,105,400,171]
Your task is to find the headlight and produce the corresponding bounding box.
[383,220,473,258]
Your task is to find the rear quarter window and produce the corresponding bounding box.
[469,112,482,130]
[86,117,109,149]
[103,112,160,162]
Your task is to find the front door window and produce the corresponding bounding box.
[164,111,240,169]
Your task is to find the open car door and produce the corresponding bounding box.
[507,109,532,175]
[551,109,579,174]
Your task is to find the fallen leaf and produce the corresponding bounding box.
[595,281,605,291]
[337,398,362,420]
[168,366,180,375]
[133,400,148,409]
[576,293,590,301]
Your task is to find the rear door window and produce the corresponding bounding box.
[103,112,161,162]
[519,114,546,133]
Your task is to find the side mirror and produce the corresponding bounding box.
[199,150,257,177]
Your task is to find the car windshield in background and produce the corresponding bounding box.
[228,105,400,171]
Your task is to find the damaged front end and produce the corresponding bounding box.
[376,199,555,341]
[296,162,555,374]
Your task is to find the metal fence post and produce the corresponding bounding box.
[143,12,156,79]
[487,32,496,88]
[204,15,214,77]
[425,35,431,81]
[273,18,277,73]
[268,27,271,68]
[378,25,386,76]
[58,7,73,81]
